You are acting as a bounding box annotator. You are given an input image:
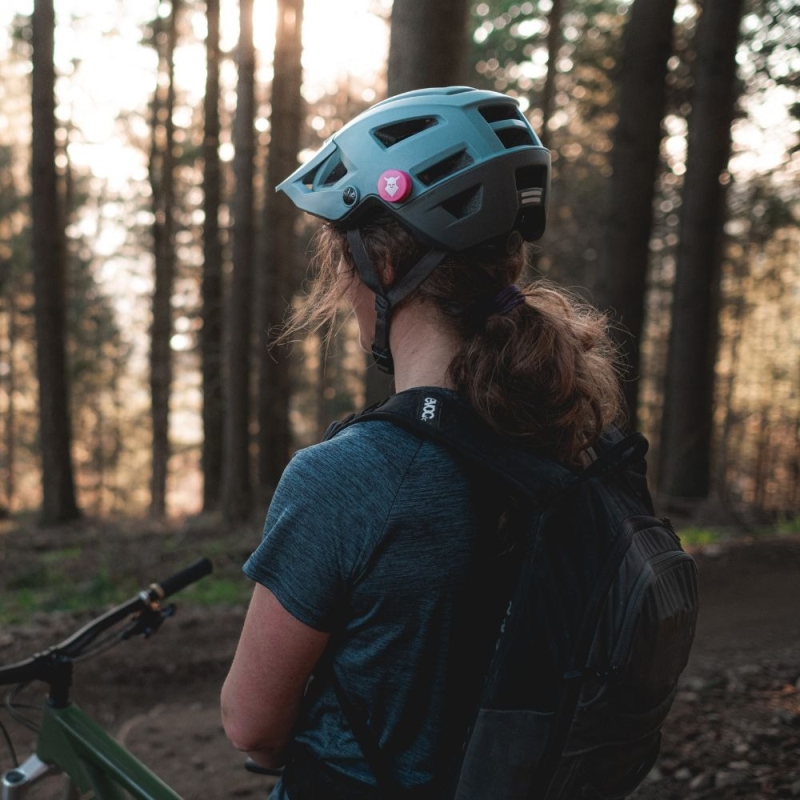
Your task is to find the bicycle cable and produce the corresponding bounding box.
[70,603,170,663]
[5,683,39,734]
[0,713,18,768]
[72,626,130,662]
[1,683,39,769]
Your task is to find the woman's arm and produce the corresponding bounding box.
[221,582,330,768]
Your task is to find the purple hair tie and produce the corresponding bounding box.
[492,284,525,316]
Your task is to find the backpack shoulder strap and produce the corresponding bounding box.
[583,426,649,478]
[327,388,576,508]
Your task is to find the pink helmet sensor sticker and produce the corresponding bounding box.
[377,170,412,203]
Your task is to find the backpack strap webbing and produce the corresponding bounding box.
[326,388,577,508]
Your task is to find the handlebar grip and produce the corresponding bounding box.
[154,557,213,599]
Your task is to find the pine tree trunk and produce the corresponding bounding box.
[201,0,224,512]
[387,0,469,95]
[31,0,80,525]
[715,291,746,507]
[2,295,16,513]
[149,0,180,518]
[526,0,564,279]
[256,0,304,497]
[658,0,745,502]
[539,0,564,151]
[92,398,105,516]
[223,0,256,521]
[596,0,677,430]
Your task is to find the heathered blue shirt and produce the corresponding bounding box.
[244,395,508,797]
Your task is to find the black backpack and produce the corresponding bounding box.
[317,387,699,800]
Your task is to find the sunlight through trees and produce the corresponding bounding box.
[0,0,798,523]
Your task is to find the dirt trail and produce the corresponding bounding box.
[2,535,799,799]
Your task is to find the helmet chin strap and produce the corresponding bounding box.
[346,229,446,375]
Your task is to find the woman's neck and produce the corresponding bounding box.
[389,301,460,393]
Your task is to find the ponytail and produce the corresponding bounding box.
[446,281,623,464]
[291,216,623,464]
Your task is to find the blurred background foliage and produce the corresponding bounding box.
[0,0,798,529]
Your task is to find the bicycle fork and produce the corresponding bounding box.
[1,753,58,799]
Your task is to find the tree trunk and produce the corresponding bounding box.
[658,0,745,501]
[223,0,256,521]
[2,295,16,513]
[92,398,105,516]
[715,291,745,508]
[31,0,80,525]
[149,0,180,518]
[201,0,224,513]
[596,0,677,429]
[526,0,564,280]
[387,0,470,95]
[538,0,564,151]
[362,0,471,407]
[256,0,304,498]
[792,413,800,513]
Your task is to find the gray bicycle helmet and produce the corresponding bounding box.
[277,86,551,373]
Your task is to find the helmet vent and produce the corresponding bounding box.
[373,117,439,148]
[441,185,483,220]
[416,150,474,186]
[301,154,348,189]
[321,157,348,186]
[478,104,522,124]
[479,104,536,149]
[300,163,322,189]
[516,165,547,191]
[495,126,536,149]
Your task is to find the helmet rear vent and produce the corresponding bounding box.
[441,186,483,220]
[478,104,522,124]
[495,126,536,149]
[479,104,536,149]
[516,165,547,192]
[373,116,439,148]
[416,150,474,186]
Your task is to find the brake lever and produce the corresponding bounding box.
[122,604,176,640]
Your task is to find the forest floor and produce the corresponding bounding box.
[0,516,799,799]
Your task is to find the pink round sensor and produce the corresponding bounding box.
[377,170,413,203]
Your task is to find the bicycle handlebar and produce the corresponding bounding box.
[150,557,213,601]
[0,557,213,688]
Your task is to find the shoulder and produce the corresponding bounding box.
[286,419,430,491]
[244,421,445,629]
[274,417,467,529]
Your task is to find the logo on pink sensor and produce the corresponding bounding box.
[377,170,412,203]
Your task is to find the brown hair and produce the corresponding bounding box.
[286,214,623,464]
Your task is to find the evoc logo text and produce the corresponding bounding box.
[420,397,438,423]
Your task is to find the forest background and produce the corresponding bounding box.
[0,0,798,530]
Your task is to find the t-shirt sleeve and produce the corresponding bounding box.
[243,428,419,631]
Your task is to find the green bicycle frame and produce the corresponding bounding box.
[1,558,213,800]
[26,701,182,800]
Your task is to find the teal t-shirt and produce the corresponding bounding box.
[244,398,509,796]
